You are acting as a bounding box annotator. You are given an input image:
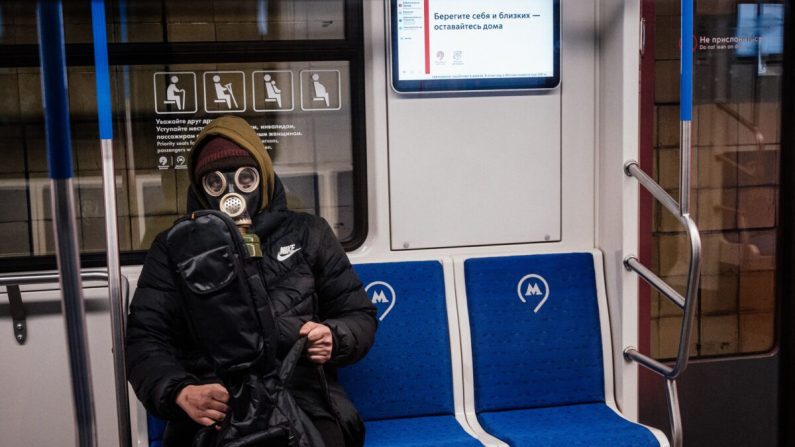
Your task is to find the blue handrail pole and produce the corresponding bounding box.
[36,2,98,447]
[679,0,694,216]
[91,0,112,140]
[90,2,132,447]
[676,2,696,447]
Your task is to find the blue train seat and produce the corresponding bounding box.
[459,252,667,447]
[146,414,166,447]
[340,260,481,446]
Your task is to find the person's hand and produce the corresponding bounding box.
[299,322,333,364]
[176,384,229,429]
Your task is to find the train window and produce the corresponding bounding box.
[649,0,783,359]
[0,1,366,270]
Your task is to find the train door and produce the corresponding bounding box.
[638,1,789,445]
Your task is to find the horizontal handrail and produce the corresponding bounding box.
[624,161,681,220]
[624,257,685,309]
[623,347,674,377]
[0,269,131,317]
[0,270,113,286]
[0,268,131,323]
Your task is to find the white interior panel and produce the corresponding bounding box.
[0,285,119,447]
[388,92,561,249]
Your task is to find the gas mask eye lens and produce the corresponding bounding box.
[202,171,227,197]
[235,167,260,193]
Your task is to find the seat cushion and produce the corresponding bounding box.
[365,415,481,447]
[477,403,659,447]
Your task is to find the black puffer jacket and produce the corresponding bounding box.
[126,177,377,444]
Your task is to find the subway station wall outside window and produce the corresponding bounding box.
[0,1,345,44]
[0,0,362,264]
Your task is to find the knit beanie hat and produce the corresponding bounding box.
[193,136,257,179]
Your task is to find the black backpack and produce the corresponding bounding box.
[166,210,325,447]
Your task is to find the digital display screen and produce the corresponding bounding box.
[390,0,560,93]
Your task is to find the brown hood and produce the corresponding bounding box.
[188,116,275,212]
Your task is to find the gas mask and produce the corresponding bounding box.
[201,166,263,257]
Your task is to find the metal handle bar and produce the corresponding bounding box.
[1,270,114,285]
[624,161,681,222]
[623,160,702,380]
[0,268,131,335]
[626,1,695,445]
[623,159,701,447]
[0,270,129,302]
[624,257,684,310]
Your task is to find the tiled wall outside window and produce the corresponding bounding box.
[0,0,344,45]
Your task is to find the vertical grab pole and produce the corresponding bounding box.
[665,379,683,447]
[36,2,98,446]
[90,2,132,447]
[679,0,694,216]
[673,1,694,445]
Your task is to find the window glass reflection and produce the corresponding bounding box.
[651,0,783,358]
[0,61,355,257]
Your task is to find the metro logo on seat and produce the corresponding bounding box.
[525,282,543,296]
[516,274,550,314]
[371,290,389,304]
[365,281,396,321]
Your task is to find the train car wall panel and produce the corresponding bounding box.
[361,0,596,257]
[387,92,562,250]
[597,0,642,419]
[0,286,120,446]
